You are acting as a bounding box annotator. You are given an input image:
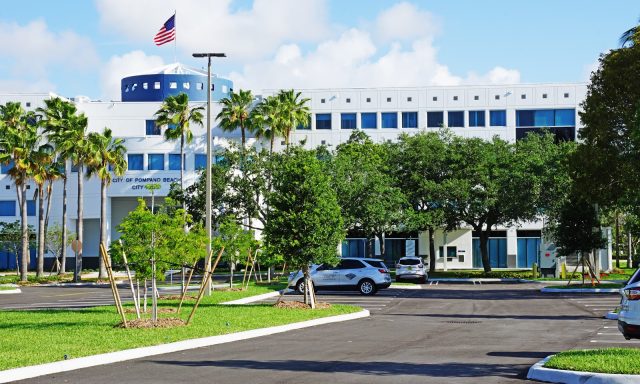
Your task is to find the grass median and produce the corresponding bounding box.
[0,283,361,370]
[544,348,640,374]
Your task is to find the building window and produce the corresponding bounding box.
[386,97,392,102]
[182,82,189,89]
[468,111,485,127]
[27,200,36,217]
[315,113,332,130]
[194,154,207,170]
[427,112,444,128]
[128,154,143,171]
[154,82,161,89]
[196,83,203,90]
[346,98,351,103]
[432,96,438,101]
[214,154,226,165]
[0,201,15,216]
[169,154,185,170]
[474,95,479,101]
[340,113,357,129]
[321,140,326,145]
[26,102,31,107]
[542,93,548,99]
[1,160,14,174]
[366,97,371,103]
[143,83,148,90]
[211,84,215,91]
[407,97,412,102]
[495,95,500,100]
[453,96,458,101]
[516,109,575,127]
[145,120,161,136]
[381,112,398,128]
[490,110,507,126]
[320,98,325,104]
[147,154,164,170]
[169,82,177,89]
[361,113,377,129]
[448,111,464,127]
[564,93,570,98]
[521,94,526,99]
[401,112,418,128]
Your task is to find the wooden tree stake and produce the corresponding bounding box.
[186,247,224,325]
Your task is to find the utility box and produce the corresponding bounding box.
[539,243,557,277]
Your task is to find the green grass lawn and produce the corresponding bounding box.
[0,284,360,370]
[0,286,16,291]
[544,283,624,290]
[545,348,640,374]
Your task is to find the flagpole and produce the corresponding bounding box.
[173,10,177,63]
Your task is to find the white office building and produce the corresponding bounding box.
[0,63,608,271]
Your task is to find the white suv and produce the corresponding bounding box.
[288,258,391,295]
[618,268,640,340]
[395,257,427,283]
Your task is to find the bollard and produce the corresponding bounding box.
[561,262,567,279]
[532,263,538,279]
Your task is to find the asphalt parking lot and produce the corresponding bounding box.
[7,282,634,384]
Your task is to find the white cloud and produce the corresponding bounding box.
[583,60,600,81]
[0,20,98,77]
[0,79,57,94]
[465,67,521,85]
[101,51,165,101]
[95,0,330,60]
[375,2,440,42]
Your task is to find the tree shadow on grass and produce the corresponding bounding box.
[153,359,528,379]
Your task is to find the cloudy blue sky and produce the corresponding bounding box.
[0,0,636,101]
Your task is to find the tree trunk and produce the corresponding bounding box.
[75,163,84,282]
[270,135,275,153]
[44,180,54,266]
[229,262,234,288]
[378,232,386,261]
[241,124,246,149]
[61,167,68,274]
[98,179,107,279]
[302,265,309,305]
[19,184,28,282]
[628,231,633,268]
[428,227,436,273]
[36,187,45,277]
[180,134,185,193]
[479,230,491,273]
[616,212,620,268]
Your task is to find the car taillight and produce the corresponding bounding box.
[378,269,388,274]
[625,289,640,300]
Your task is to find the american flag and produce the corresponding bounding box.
[154,15,176,46]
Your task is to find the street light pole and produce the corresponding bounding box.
[192,53,226,295]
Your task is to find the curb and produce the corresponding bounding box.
[221,290,285,305]
[541,287,621,293]
[527,355,640,384]
[429,278,524,284]
[0,309,370,383]
[389,284,423,290]
[0,285,20,295]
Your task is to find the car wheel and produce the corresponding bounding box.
[296,279,305,294]
[358,279,377,296]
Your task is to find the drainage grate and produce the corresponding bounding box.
[444,320,482,324]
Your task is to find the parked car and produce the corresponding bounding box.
[288,258,391,295]
[395,256,427,283]
[619,268,640,340]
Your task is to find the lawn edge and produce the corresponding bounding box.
[0,308,369,383]
[527,355,640,383]
[541,287,621,293]
[0,284,20,295]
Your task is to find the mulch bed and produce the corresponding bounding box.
[160,294,197,300]
[273,301,332,309]
[123,307,178,314]
[119,318,186,328]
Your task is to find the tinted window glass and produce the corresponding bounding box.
[427,112,443,128]
[361,113,377,129]
[316,113,332,129]
[145,120,161,135]
[490,110,507,126]
[147,154,164,170]
[402,112,418,128]
[341,113,356,129]
[338,259,365,269]
[128,154,143,170]
[381,112,397,128]
[448,111,464,127]
[365,260,386,269]
[468,111,485,127]
[399,258,421,266]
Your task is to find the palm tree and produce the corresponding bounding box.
[30,145,55,277]
[251,95,283,153]
[87,128,127,279]
[276,89,311,146]
[0,102,40,281]
[39,98,79,275]
[620,18,640,46]
[155,93,204,194]
[216,89,254,149]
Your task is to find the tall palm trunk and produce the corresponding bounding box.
[60,166,68,274]
[18,184,28,282]
[240,121,246,148]
[270,134,275,153]
[180,134,185,194]
[75,163,84,282]
[98,178,107,279]
[36,187,45,277]
[44,180,54,272]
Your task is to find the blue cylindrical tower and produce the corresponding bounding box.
[120,63,233,102]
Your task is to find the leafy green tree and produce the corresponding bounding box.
[216,89,254,149]
[619,18,639,47]
[391,131,452,272]
[331,130,407,260]
[0,102,42,281]
[0,221,34,274]
[264,146,344,306]
[39,97,81,274]
[275,89,310,146]
[29,144,55,276]
[214,215,256,287]
[44,223,76,274]
[155,93,204,194]
[251,95,283,153]
[87,128,127,279]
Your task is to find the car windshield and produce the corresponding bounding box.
[365,260,386,269]
[399,258,421,266]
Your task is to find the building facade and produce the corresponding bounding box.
[0,64,607,271]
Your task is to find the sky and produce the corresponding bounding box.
[0,0,637,101]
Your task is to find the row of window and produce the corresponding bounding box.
[127,153,224,171]
[311,110,508,130]
[125,82,229,93]
[318,92,572,104]
[515,109,575,127]
[0,200,36,217]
